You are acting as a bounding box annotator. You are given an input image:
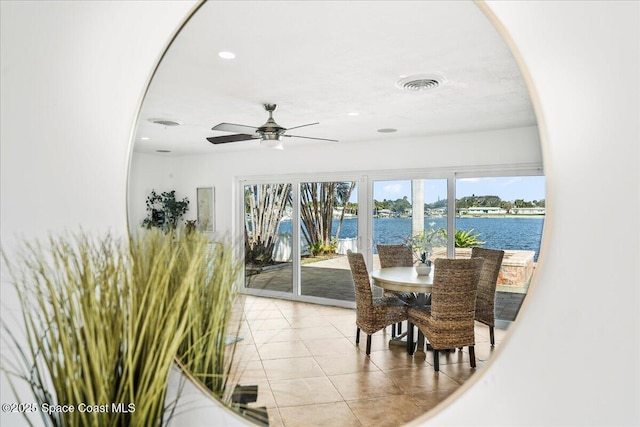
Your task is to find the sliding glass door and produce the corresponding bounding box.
[299,181,358,302]
[239,169,544,314]
[243,183,293,296]
[241,178,360,306]
[454,175,545,322]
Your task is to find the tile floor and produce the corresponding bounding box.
[227,295,507,427]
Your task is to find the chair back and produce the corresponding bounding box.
[471,247,505,326]
[347,250,374,312]
[431,258,484,325]
[377,244,414,268]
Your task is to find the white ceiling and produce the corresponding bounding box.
[133,1,536,155]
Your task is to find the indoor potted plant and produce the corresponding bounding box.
[405,222,446,275]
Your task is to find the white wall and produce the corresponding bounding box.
[129,125,542,234]
[1,2,638,427]
[128,152,185,232]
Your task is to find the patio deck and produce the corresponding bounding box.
[245,254,526,323]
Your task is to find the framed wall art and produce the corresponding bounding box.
[196,187,214,233]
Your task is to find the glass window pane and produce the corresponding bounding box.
[372,179,447,269]
[454,175,545,321]
[299,181,357,302]
[244,183,293,294]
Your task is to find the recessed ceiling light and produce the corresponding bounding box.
[218,51,236,59]
[140,136,150,141]
[377,128,397,133]
[348,112,359,116]
[156,149,171,153]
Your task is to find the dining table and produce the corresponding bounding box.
[370,266,433,355]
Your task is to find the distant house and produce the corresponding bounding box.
[376,209,392,218]
[460,207,507,216]
[510,207,545,215]
[426,207,446,217]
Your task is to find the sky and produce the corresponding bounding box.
[369,176,546,203]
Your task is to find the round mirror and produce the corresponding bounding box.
[128,1,543,425]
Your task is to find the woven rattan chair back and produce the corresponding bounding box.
[347,250,374,313]
[429,257,484,346]
[376,244,416,328]
[407,257,484,371]
[377,244,414,268]
[347,250,408,355]
[471,247,504,345]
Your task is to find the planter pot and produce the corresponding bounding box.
[415,263,432,276]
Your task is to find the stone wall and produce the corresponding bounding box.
[433,248,535,293]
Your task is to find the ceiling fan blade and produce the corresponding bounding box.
[212,122,259,134]
[283,134,339,143]
[285,122,319,131]
[206,134,258,144]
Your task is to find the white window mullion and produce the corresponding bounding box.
[292,181,301,297]
[447,174,456,258]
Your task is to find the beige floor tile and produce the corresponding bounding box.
[243,307,286,320]
[367,346,422,371]
[383,366,461,394]
[278,402,362,427]
[329,370,403,401]
[262,357,325,381]
[294,325,344,341]
[251,328,301,345]
[252,382,278,409]
[473,341,499,362]
[287,315,334,329]
[232,295,498,427]
[270,377,343,407]
[250,318,292,332]
[302,336,356,357]
[408,388,459,414]
[265,407,285,427]
[314,352,380,376]
[257,340,311,360]
[232,361,268,384]
[347,394,426,427]
[437,360,484,384]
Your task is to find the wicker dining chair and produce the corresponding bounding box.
[347,250,409,355]
[376,244,417,302]
[377,244,417,336]
[407,257,484,371]
[471,247,505,346]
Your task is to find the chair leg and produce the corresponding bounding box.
[397,321,402,335]
[391,323,396,337]
[366,334,372,355]
[433,350,439,372]
[407,322,414,355]
[469,346,476,368]
[489,327,495,346]
[356,327,360,344]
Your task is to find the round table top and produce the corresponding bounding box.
[370,267,434,293]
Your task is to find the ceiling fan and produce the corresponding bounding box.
[206,104,338,150]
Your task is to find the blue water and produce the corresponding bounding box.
[279,217,544,261]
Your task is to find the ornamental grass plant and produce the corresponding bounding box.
[170,233,242,403]
[1,229,243,427]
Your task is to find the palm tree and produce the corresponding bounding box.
[244,183,291,265]
[299,181,355,254]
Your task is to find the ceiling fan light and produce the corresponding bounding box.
[260,135,284,150]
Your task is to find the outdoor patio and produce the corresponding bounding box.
[245,254,527,323]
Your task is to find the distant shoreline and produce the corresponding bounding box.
[457,214,545,219]
[363,214,545,220]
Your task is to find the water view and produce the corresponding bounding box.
[279,216,544,261]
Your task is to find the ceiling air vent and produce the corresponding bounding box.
[396,74,444,92]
